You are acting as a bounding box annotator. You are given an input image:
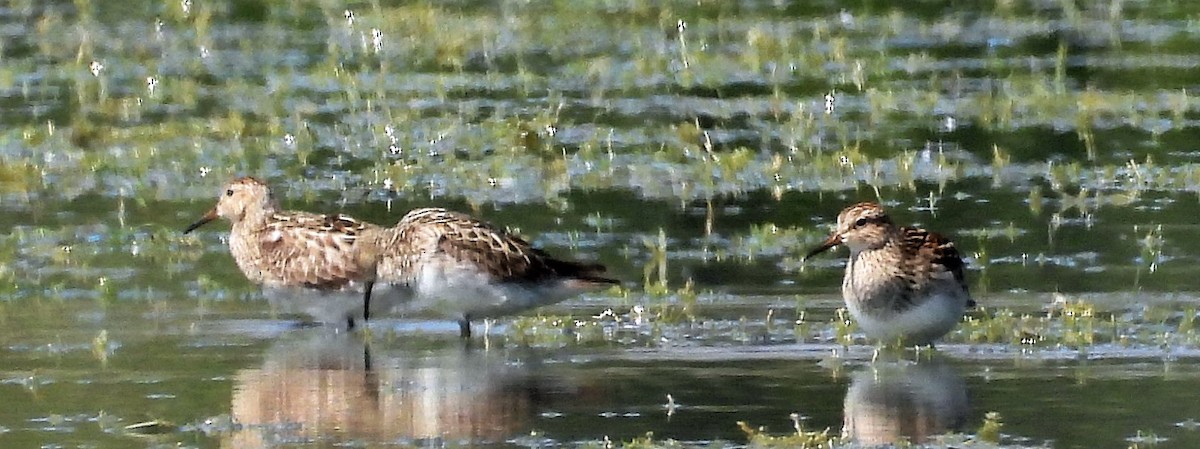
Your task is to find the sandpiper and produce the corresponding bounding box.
[373,207,619,338]
[184,177,386,329]
[804,202,974,345]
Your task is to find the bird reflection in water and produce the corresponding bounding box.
[841,358,969,445]
[224,330,568,447]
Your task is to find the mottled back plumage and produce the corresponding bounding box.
[247,211,381,289]
[372,207,618,337]
[805,202,973,344]
[185,177,383,328]
[187,180,620,336]
[375,208,614,286]
[900,227,970,302]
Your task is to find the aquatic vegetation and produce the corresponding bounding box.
[737,412,1033,449]
[5,0,1200,211]
[978,412,1004,444]
[738,419,839,448]
[1127,429,1169,448]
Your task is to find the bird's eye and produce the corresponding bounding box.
[225,189,234,197]
[854,217,868,227]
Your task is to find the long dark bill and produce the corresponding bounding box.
[183,208,219,234]
[803,233,843,261]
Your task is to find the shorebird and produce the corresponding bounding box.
[373,207,619,338]
[804,202,974,345]
[183,177,386,329]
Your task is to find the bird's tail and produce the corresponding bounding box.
[546,258,620,287]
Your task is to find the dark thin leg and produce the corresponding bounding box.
[346,316,356,331]
[458,317,472,339]
[363,341,373,372]
[361,340,381,403]
[362,281,375,323]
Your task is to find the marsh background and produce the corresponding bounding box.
[2,0,1200,447]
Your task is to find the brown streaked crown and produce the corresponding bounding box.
[214,177,276,221]
[805,202,895,259]
[184,176,278,234]
[833,202,895,252]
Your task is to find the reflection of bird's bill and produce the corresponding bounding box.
[227,333,567,446]
[183,207,219,234]
[804,233,843,260]
[842,361,969,446]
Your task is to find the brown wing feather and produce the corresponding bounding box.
[900,226,973,305]
[393,208,616,284]
[258,212,379,289]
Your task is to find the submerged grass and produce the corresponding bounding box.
[508,291,1200,356]
[598,411,1021,449]
[5,1,1200,208]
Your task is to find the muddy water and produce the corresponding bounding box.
[6,302,1200,448]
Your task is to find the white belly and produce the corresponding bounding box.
[394,261,582,320]
[261,283,413,327]
[846,291,966,345]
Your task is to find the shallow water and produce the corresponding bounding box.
[4,0,1200,447]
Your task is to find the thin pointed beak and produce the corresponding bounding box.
[804,233,843,261]
[183,207,219,234]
